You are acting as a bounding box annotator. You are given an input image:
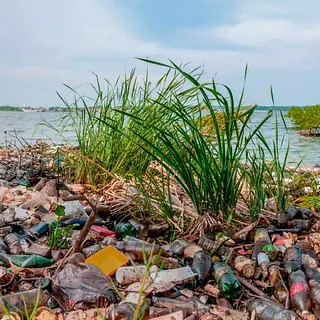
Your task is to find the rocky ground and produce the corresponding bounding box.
[1,146,320,320]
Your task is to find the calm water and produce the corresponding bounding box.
[0,111,319,165]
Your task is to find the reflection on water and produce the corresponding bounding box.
[0,110,319,165]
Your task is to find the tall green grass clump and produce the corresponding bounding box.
[98,59,273,220]
[54,68,193,184]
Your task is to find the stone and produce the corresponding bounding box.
[1,207,31,223]
[63,201,89,220]
[149,311,184,320]
[26,243,51,257]
[51,249,67,262]
[20,192,50,210]
[34,178,48,192]
[41,179,58,197]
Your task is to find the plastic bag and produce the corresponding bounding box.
[52,262,118,310]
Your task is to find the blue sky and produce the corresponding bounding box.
[1,0,320,106]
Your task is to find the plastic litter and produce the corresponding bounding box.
[85,245,129,275]
[52,262,118,310]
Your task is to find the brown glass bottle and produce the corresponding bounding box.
[252,228,271,261]
[192,250,211,286]
[283,246,301,273]
[288,219,311,231]
[247,299,297,320]
[288,270,312,316]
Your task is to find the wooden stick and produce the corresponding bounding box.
[238,276,276,302]
[72,196,99,253]
[233,219,260,241]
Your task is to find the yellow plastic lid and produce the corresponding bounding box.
[85,245,129,276]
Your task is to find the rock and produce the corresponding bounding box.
[149,310,184,320]
[25,243,51,257]
[1,207,31,224]
[0,187,8,202]
[62,253,85,266]
[20,192,50,210]
[41,179,58,197]
[41,212,56,223]
[84,205,92,214]
[64,308,112,320]
[124,292,142,305]
[12,190,22,196]
[34,178,48,192]
[0,204,6,214]
[67,183,86,194]
[51,249,67,262]
[63,201,89,220]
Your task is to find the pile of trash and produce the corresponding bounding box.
[1,160,320,318]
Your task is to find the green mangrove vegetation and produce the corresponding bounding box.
[51,59,302,225]
[0,105,23,112]
[287,105,320,136]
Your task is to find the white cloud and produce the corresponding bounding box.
[215,19,320,48]
[0,0,320,106]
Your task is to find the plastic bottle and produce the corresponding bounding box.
[277,206,299,225]
[268,264,281,287]
[151,266,197,284]
[305,268,320,283]
[288,220,311,231]
[29,222,49,237]
[288,270,312,316]
[115,222,136,239]
[151,296,209,314]
[234,255,255,278]
[198,234,218,251]
[274,285,289,304]
[128,218,148,239]
[4,234,22,255]
[60,218,104,229]
[192,250,211,286]
[169,239,189,255]
[147,224,168,238]
[283,246,301,273]
[309,279,320,306]
[299,207,314,219]
[247,299,297,320]
[115,265,159,285]
[116,241,161,257]
[82,244,102,258]
[298,241,319,269]
[213,262,241,299]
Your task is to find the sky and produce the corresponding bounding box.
[1,0,320,106]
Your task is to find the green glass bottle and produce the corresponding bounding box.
[115,222,136,239]
[213,261,241,299]
[10,254,55,268]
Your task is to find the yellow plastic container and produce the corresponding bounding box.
[85,246,129,276]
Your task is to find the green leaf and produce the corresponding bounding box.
[55,205,65,217]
